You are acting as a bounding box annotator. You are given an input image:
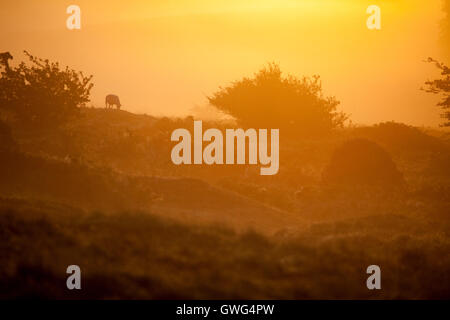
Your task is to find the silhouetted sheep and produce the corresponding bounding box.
[105,94,121,109]
[322,138,404,188]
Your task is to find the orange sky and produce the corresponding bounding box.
[1,0,448,126]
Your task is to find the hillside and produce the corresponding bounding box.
[2,107,450,299]
[0,149,297,233]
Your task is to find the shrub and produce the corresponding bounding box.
[0,51,93,128]
[208,63,347,135]
[322,139,404,188]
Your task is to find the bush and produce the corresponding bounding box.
[208,63,347,135]
[322,139,404,188]
[0,51,93,128]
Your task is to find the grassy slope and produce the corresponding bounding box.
[0,150,297,233]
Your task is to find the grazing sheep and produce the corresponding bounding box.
[105,94,122,110]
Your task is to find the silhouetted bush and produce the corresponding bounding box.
[0,51,93,128]
[322,139,404,188]
[208,63,347,135]
[351,122,445,155]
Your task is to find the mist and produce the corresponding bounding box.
[1,0,446,125]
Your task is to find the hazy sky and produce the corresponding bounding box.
[1,0,448,126]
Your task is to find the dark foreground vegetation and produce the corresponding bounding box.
[1,197,449,299]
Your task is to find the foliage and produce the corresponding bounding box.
[423,58,450,126]
[0,51,93,127]
[208,63,347,135]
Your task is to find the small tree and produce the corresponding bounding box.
[0,51,93,128]
[208,63,347,135]
[423,58,450,127]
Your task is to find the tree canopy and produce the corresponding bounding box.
[0,51,93,128]
[208,63,347,135]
